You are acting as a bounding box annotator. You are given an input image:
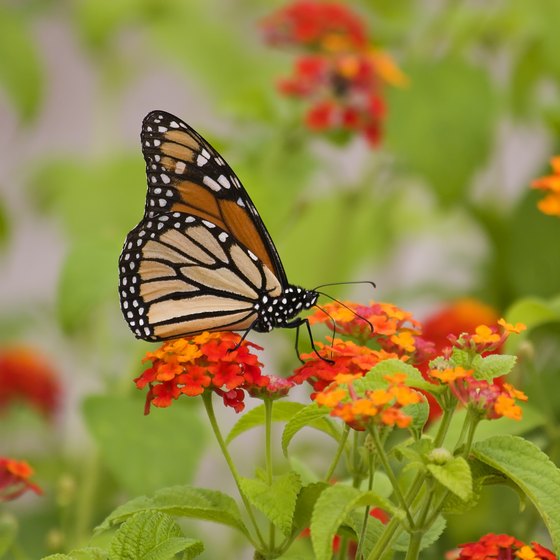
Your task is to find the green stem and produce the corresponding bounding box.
[355,450,375,560]
[324,424,350,482]
[201,392,265,549]
[264,399,276,552]
[370,427,414,529]
[433,406,454,448]
[72,449,101,547]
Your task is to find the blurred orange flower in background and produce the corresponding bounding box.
[0,346,62,419]
[532,156,560,217]
[0,457,42,502]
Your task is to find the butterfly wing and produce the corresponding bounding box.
[119,111,286,341]
[140,110,288,286]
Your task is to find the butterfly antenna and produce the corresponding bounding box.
[313,280,376,291]
[315,291,374,334]
[314,303,338,355]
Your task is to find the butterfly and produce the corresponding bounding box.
[118,110,321,347]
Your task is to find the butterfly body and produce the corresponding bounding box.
[119,111,318,342]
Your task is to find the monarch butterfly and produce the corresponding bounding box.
[118,110,321,346]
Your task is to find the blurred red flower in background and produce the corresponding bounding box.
[261,1,406,147]
[416,299,500,422]
[0,457,42,502]
[0,346,62,419]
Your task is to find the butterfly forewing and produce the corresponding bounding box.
[140,111,287,285]
[119,110,319,343]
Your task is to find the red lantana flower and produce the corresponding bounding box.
[261,1,406,147]
[451,533,556,560]
[137,332,271,413]
[0,346,62,419]
[0,457,42,501]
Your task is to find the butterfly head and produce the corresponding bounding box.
[252,285,319,333]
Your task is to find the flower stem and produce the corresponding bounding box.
[324,424,350,481]
[370,427,414,529]
[264,398,276,551]
[201,391,265,549]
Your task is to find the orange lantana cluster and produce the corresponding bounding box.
[314,372,421,430]
[136,332,268,413]
[532,156,560,217]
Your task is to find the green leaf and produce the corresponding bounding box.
[0,514,17,557]
[292,482,329,535]
[97,486,248,537]
[427,456,473,501]
[402,397,430,438]
[360,359,438,393]
[239,472,302,536]
[473,435,560,551]
[42,549,108,560]
[282,403,340,456]
[386,56,496,205]
[450,348,471,369]
[504,297,560,354]
[226,402,305,445]
[393,515,446,552]
[109,511,203,560]
[310,485,398,560]
[0,6,43,120]
[83,396,207,495]
[471,354,517,381]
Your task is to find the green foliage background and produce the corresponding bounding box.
[1,0,560,558]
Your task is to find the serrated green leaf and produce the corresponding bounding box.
[472,354,517,381]
[310,485,398,560]
[42,548,108,560]
[97,486,248,537]
[473,435,560,551]
[393,515,446,552]
[450,348,472,369]
[0,514,17,557]
[427,456,472,501]
[402,397,430,438]
[240,471,302,536]
[360,359,438,393]
[282,404,340,456]
[292,482,329,535]
[0,6,43,120]
[109,511,202,560]
[83,395,206,496]
[226,402,305,445]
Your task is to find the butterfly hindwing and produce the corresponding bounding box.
[119,213,283,340]
[140,111,288,286]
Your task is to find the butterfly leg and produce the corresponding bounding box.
[286,318,334,365]
[228,319,259,353]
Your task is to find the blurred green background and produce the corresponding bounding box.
[1,0,560,558]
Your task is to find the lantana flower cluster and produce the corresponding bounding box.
[532,156,560,217]
[0,457,42,502]
[136,332,273,413]
[449,533,556,560]
[261,1,406,146]
[314,372,422,430]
